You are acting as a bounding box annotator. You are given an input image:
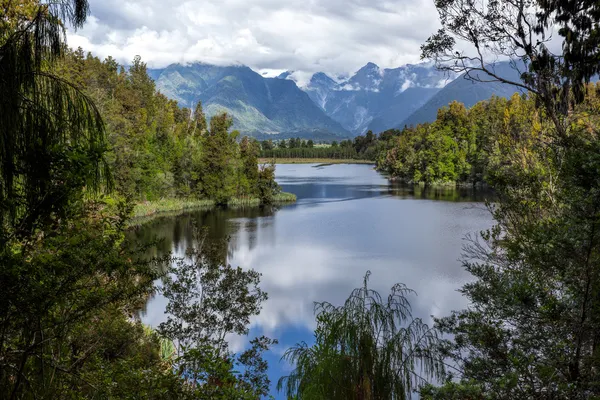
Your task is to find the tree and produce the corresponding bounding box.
[261,139,274,151]
[190,101,207,136]
[420,1,600,393]
[279,272,444,400]
[422,0,600,137]
[257,162,279,205]
[238,136,259,196]
[421,86,600,399]
[198,113,237,204]
[0,0,108,239]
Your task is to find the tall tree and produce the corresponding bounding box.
[199,113,237,205]
[190,101,207,137]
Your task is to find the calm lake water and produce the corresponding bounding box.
[133,163,493,398]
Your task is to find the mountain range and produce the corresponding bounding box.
[150,61,524,140]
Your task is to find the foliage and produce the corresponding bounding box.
[421,0,600,137]
[0,0,109,239]
[420,88,600,399]
[260,130,400,161]
[377,94,552,185]
[56,49,280,205]
[0,200,190,398]
[419,2,600,394]
[279,271,444,400]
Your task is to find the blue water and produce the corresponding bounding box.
[136,164,493,398]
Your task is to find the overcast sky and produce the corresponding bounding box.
[67,0,442,78]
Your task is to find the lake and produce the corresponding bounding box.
[133,163,494,398]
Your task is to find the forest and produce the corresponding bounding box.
[3,0,600,399]
[57,48,291,207]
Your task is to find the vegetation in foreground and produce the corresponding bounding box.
[0,1,275,398]
[279,272,443,399]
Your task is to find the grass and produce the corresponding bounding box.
[132,198,215,218]
[130,192,297,222]
[259,158,375,165]
[273,192,297,202]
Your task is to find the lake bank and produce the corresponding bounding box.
[258,158,375,164]
[131,193,297,221]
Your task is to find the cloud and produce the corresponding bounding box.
[67,0,441,76]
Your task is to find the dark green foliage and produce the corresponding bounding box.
[198,114,237,205]
[190,101,208,136]
[279,272,444,400]
[421,88,600,398]
[257,162,279,205]
[239,136,260,197]
[0,201,179,398]
[0,0,108,238]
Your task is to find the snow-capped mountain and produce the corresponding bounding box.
[281,62,456,135]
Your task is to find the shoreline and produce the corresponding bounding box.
[129,193,297,225]
[259,158,375,165]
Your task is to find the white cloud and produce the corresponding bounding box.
[67,0,442,76]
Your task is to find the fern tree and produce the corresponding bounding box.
[278,272,445,400]
[0,0,108,240]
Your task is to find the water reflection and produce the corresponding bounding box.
[134,164,494,398]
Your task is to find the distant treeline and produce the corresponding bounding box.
[259,130,401,160]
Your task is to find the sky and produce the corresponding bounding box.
[67,0,442,79]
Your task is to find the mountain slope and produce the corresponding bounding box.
[152,63,351,139]
[400,62,524,127]
[367,87,439,133]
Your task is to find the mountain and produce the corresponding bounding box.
[151,60,528,140]
[400,62,524,127]
[151,63,351,140]
[288,62,452,135]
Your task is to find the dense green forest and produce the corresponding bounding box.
[0,1,277,398]
[376,94,552,185]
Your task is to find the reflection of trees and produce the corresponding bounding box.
[126,206,277,268]
[386,183,493,202]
